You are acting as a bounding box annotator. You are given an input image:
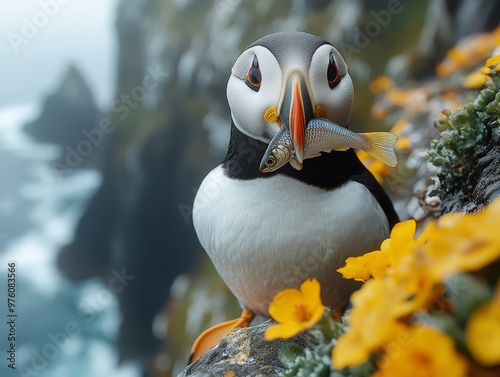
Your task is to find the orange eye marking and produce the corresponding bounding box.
[245,55,262,92]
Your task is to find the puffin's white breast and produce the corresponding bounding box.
[193,165,389,315]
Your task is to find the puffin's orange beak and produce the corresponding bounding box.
[280,72,313,163]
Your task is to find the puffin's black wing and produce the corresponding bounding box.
[350,168,400,229]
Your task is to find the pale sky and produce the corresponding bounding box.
[0,0,118,110]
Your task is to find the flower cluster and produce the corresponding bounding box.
[462,55,500,89]
[436,27,500,77]
[335,197,500,374]
[265,197,500,376]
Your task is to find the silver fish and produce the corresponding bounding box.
[304,118,397,167]
[259,126,293,173]
[259,118,397,173]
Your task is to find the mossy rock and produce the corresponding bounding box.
[428,71,500,213]
[179,320,312,377]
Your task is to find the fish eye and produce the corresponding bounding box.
[327,51,341,89]
[265,156,275,166]
[245,55,262,92]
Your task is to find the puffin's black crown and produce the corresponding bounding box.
[248,31,330,71]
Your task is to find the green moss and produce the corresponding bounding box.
[486,92,500,118]
[280,341,334,377]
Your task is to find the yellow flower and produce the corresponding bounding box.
[332,279,415,369]
[334,221,441,369]
[462,54,500,89]
[386,88,413,107]
[338,219,421,282]
[390,119,411,150]
[436,27,500,76]
[390,118,408,135]
[375,325,468,377]
[380,219,423,266]
[264,278,325,340]
[338,250,386,282]
[462,67,491,89]
[370,75,394,93]
[390,259,439,312]
[338,220,440,310]
[395,136,411,150]
[486,54,500,68]
[423,198,500,279]
[466,289,500,367]
[384,87,430,114]
[356,150,392,183]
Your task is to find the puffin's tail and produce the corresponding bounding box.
[360,132,398,167]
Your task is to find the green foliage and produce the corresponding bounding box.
[445,274,493,327]
[280,341,335,377]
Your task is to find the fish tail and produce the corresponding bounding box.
[360,132,398,167]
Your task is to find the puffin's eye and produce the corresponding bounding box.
[245,55,262,92]
[327,51,341,89]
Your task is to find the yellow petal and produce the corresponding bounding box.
[436,61,451,76]
[493,26,500,45]
[299,278,321,302]
[375,325,468,377]
[462,70,491,89]
[268,289,305,323]
[395,136,410,150]
[466,299,500,366]
[337,251,387,282]
[481,66,492,75]
[449,47,469,64]
[369,76,393,93]
[333,279,419,368]
[264,322,302,340]
[332,330,370,369]
[380,238,391,252]
[486,54,500,67]
[422,199,500,278]
[391,219,416,243]
[300,280,325,324]
[390,119,408,135]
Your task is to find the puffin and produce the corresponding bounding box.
[190,31,399,361]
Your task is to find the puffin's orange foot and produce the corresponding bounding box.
[188,308,255,364]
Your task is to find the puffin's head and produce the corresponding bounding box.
[227,31,353,162]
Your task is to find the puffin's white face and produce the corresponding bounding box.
[227,39,354,160]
